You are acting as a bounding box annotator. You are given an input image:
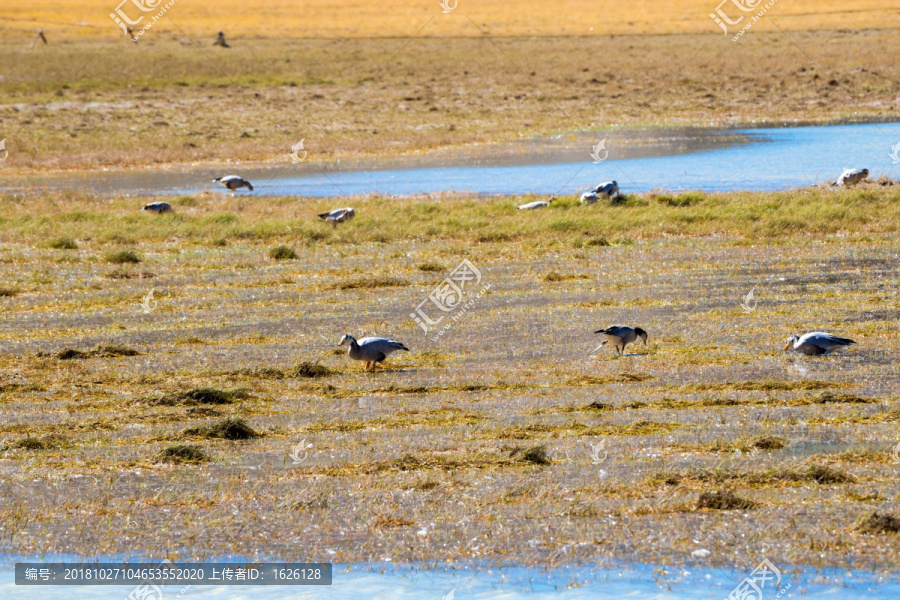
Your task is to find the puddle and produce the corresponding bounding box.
[6,122,899,198]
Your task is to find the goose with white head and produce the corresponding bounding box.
[784,332,856,355]
[339,334,409,371]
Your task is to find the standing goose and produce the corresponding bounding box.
[339,334,409,370]
[784,332,856,355]
[593,325,648,355]
[213,175,254,192]
[318,207,355,226]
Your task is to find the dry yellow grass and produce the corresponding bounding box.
[3,0,898,40]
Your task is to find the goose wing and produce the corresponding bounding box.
[594,325,631,337]
[358,337,409,353]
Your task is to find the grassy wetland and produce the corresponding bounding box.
[0,187,897,569]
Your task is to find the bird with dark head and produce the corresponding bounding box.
[593,325,648,356]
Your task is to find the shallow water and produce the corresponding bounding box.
[8,122,900,198]
[2,561,899,600]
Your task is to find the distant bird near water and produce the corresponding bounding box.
[213,175,253,191]
[784,332,856,355]
[837,168,868,187]
[339,335,409,371]
[593,325,648,356]
[318,207,355,226]
[517,198,554,210]
[580,181,619,204]
[142,202,172,214]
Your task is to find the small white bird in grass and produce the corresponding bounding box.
[593,325,649,356]
[213,175,254,192]
[339,334,409,371]
[318,207,355,226]
[837,168,868,187]
[784,332,856,355]
[580,181,619,204]
[141,202,172,214]
[517,197,554,210]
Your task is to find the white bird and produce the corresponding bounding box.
[318,207,355,226]
[339,335,409,371]
[593,325,648,356]
[581,181,619,204]
[837,168,868,187]
[213,175,253,191]
[141,202,172,214]
[784,332,856,355]
[517,198,554,210]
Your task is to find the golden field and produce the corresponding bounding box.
[2,0,898,40]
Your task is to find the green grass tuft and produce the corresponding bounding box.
[106,250,140,264]
[183,417,260,440]
[696,490,757,511]
[49,238,78,250]
[269,245,298,260]
[157,443,208,463]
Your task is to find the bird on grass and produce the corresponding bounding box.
[580,181,619,204]
[593,325,648,356]
[213,175,253,192]
[214,31,230,47]
[318,207,355,226]
[339,335,409,371]
[142,202,172,214]
[784,332,856,355]
[517,197,554,210]
[837,168,868,187]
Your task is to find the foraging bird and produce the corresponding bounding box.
[580,181,619,204]
[214,31,230,47]
[593,325,648,355]
[517,198,554,210]
[339,335,409,371]
[837,168,868,187]
[784,332,856,355]
[318,207,355,226]
[142,202,172,214]
[213,175,253,191]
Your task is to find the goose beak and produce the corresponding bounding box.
[783,342,792,351]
